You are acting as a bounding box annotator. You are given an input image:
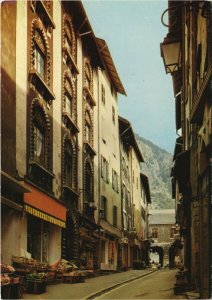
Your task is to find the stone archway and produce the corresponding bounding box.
[150,246,164,266]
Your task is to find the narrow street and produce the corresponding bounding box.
[96,269,186,299]
[23,269,186,299]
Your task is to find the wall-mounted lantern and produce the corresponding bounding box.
[160,33,181,75]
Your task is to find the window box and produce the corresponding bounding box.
[83,86,96,106]
[29,69,55,104]
[62,47,79,74]
[62,112,79,133]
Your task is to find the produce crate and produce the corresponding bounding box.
[26,280,46,294]
[62,273,85,284]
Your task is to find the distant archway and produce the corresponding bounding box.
[150,246,164,266]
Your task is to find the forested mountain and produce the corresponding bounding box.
[136,134,175,209]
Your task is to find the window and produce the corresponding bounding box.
[101,156,109,183]
[101,85,105,105]
[64,142,73,188]
[152,228,158,239]
[85,63,91,90]
[34,125,45,163]
[113,206,117,227]
[112,169,119,193]
[85,111,91,143]
[85,162,93,203]
[65,94,72,117]
[123,212,127,229]
[101,240,105,263]
[35,46,45,80]
[122,184,126,210]
[171,227,177,238]
[112,106,115,124]
[65,35,72,53]
[100,196,107,219]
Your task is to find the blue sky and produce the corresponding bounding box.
[83,0,176,153]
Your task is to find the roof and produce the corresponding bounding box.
[65,2,126,96]
[140,173,151,203]
[119,116,144,162]
[149,209,175,225]
[64,1,104,68]
[96,38,127,95]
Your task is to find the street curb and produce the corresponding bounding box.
[85,269,158,300]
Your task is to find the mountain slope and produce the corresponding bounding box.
[136,134,174,209]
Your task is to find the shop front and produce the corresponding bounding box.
[24,183,66,264]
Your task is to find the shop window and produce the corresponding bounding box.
[152,227,158,239]
[101,156,109,183]
[101,240,105,263]
[100,196,107,220]
[113,205,117,227]
[27,215,49,263]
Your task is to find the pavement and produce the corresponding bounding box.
[23,268,157,299]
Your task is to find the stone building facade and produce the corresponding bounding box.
[1,0,151,272]
[161,1,212,298]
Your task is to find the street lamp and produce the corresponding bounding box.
[160,33,181,75]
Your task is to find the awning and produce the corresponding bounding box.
[24,183,66,227]
[25,204,65,228]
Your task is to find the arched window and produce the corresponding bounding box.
[85,161,93,203]
[33,108,47,166]
[63,15,76,62]
[31,19,51,86]
[64,78,73,117]
[85,111,91,143]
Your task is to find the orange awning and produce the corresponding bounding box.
[24,183,66,227]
